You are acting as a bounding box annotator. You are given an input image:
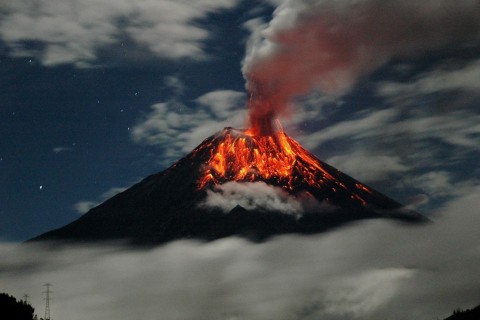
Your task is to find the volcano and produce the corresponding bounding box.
[31,127,425,245]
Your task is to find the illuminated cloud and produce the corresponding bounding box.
[378,60,480,98]
[299,108,400,150]
[0,0,239,67]
[406,171,478,200]
[131,89,247,164]
[327,152,409,183]
[304,108,480,160]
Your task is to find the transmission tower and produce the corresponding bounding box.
[22,294,30,304]
[43,283,53,320]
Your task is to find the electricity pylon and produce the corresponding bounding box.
[43,283,53,320]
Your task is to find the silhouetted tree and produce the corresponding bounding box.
[0,293,35,320]
[445,304,480,320]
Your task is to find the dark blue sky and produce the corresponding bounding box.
[1,0,479,241]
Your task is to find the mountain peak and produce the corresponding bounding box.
[30,128,426,245]
[194,127,413,213]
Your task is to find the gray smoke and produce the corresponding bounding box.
[243,0,480,122]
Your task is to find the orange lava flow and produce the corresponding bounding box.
[197,128,340,191]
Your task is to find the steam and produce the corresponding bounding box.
[199,181,332,215]
[200,181,304,214]
[244,0,480,133]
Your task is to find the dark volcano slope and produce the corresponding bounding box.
[30,129,426,246]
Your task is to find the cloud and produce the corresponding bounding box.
[195,90,246,119]
[131,89,247,164]
[2,187,480,320]
[199,181,305,214]
[378,59,480,98]
[72,201,97,214]
[299,108,399,150]
[298,101,480,208]
[52,147,71,154]
[323,268,415,318]
[73,187,127,214]
[163,75,186,97]
[298,57,480,166]
[407,171,478,200]
[0,0,239,67]
[303,107,480,153]
[327,152,409,183]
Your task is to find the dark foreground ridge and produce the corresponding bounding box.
[444,304,480,320]
[30,128,427,246]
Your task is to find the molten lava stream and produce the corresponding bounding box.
[197,128,339,192]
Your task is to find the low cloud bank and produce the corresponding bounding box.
[1,188,480,320]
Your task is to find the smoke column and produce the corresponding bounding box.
[244,0,480,135]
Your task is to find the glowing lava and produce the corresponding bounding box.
[193,127,377,208]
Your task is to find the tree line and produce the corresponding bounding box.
[1,292,37,320]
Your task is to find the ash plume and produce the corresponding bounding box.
[244,0,480,134]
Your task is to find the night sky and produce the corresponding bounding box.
[1,1,479,241]
[1,1,480,320]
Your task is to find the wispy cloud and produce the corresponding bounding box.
[73,187,127,214]
[378,59,480,98]
[299,108,400,150]
[301,107,480,207]
[131,89,247,164]
[327,152,410,183]
[406,171,478,200]
[304,108,480,155]
[0,0,239,67]
[72,201,97,215]
[52,147,71,154]
[292,54,480,209]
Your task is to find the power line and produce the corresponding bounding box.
[43,283,53,320]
